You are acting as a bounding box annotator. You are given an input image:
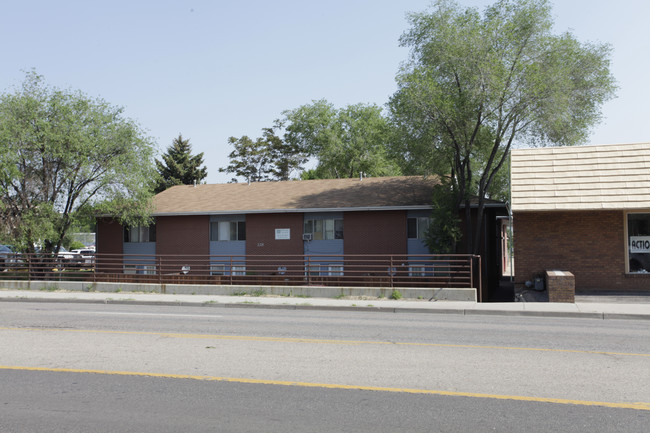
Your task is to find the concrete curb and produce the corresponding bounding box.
[2,294,650,320]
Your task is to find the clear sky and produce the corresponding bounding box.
[2,0,648,183]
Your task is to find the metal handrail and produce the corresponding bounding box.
[0,252,480,290]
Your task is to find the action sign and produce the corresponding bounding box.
[630,236,650,253]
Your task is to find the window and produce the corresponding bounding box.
[409,266,425,277]
[328,265,344,277]
[407,217,431,239]
[232,266,246,276]
[124,225,156,243]
[409,265,433,277]
[210,264,246,275]
[304,219,343,240]
[210,221,246,241]
[628,213,650,273]
[210,265,226,276]
[306,265,321,276]
[305,264,344,276]
[123,264,156,275]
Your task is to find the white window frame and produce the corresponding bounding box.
[125,225,156,243]
[210,265,226,276]
[408,217,431,240]
[328,265,344,277]
[210,221,246,241]
[626,211,650,274]
[409,266,427,277]
[232,265,246,276]
[304,218,343,240]
[124,264,156,275]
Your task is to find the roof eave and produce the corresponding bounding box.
[152,205,433,217]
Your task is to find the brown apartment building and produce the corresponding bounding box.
[511,143,650,293]
[97,176,441,276]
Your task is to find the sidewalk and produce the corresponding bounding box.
[1,289,649,320]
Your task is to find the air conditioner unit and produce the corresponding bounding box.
[302,233,313,241]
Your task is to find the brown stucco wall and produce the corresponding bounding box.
[344,211,407,255]
[513,210,650,292]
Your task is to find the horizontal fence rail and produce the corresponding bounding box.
[0,252,481,290]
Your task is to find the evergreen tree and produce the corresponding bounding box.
[155,134,207,193]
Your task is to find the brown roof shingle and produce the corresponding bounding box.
[153,176,438,215]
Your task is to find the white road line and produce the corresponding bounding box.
[71,311,223,319]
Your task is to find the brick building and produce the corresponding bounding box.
[511,143,650,293]
[97,176,441,276]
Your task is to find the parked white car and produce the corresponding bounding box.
[70,249,95,266]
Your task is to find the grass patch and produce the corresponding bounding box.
[390,290,402,300]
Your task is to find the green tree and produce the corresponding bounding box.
[390,0,616,254]
[220,127,307,183]
[425,180,463,254]
[0,71,157,254]
[155,134,207,193]
[282,100,401,179]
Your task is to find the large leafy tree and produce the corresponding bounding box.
[155,134,207,193]
[390,0,616,254]
[220,127,307,183]
[282,100,401,179]
[0,71,157,253]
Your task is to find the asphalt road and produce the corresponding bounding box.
[1,302,649,432]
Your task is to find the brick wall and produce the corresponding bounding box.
[245,213,304,256]
[245,213,304,275]
[514,210,650,292]
[156,215,210,256]
[546,270,575,303]
[96,218,123,272]
[156,215,210,273]
[96,218,124,255]
[344,211,407,255]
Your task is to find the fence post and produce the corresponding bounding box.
[230,256,233,285]
[389,256,394,288]
[469,256,474,291]
[478,255,483,303]
[158,255,162,285]
[307,255,311,286]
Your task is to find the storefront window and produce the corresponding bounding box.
[628,213,650,273]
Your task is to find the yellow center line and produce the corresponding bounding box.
[1,365,649,412]
[1,326,649,357]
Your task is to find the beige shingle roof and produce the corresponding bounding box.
[153,176,438,215]
[511,143,650,211]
